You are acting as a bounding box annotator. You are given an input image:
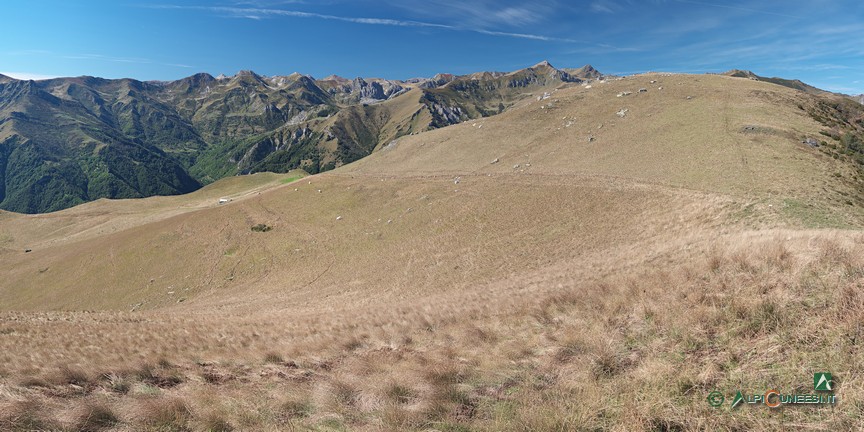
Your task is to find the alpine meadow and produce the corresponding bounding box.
[2,1,864,431]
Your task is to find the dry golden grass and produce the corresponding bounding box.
[2,74,864,430]
[1,231,862,430]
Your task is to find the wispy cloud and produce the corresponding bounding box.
[148,4,579,43]
[675,0,803,19]
[492,7,544,26]
[231,0,306,6]
[474,29,576,42]
[150,5,451,28]
[8,50,193,69]
[565,43,643,55]
[388,1,551,28]
[66,53,194,68]
[590,1,619,14]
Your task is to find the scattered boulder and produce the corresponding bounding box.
[616,108,629,118]
[616,91,632,97]
[638,88,648,93]
[336,216,343,220]
[454,177,461,184]
[490,158,499,164]
[251,224,272,232]
[802,138,820,147]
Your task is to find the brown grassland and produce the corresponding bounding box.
[1,73,863,431]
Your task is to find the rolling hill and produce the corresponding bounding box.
[1,71,864,431]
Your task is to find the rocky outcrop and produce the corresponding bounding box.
[319,76,406,104]
[565,64,603,80]
[419,73,458,89]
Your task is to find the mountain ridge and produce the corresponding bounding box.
[1,63,854,214]
[722,68,833,96]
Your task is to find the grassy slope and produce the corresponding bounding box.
[0,74,862,431]
[0,171,304,254]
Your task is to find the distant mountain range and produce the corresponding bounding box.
[0,61,601,213]
[720,69,833,95]
[721,69,864,106]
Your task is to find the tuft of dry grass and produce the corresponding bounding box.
[199,413,234,432]
[0,400,59,432]
[139,397,192,431]
[262,351,284,364]
[75,402,119,432]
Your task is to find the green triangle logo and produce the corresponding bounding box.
[814,372,833,391]
[731,391,744,408]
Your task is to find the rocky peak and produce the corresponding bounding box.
[161,72,216,94]
[236,70,259,78]
[566,64,602,80]
[419,73,457,89]
[723,69,760,79]
[531,60,553,69]
[231,70,267,87]
[321,74,349,83]
[183,72,216,86]
[321,77,405,103]
[507,61,580,85]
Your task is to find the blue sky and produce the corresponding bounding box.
[1,0,862,94]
